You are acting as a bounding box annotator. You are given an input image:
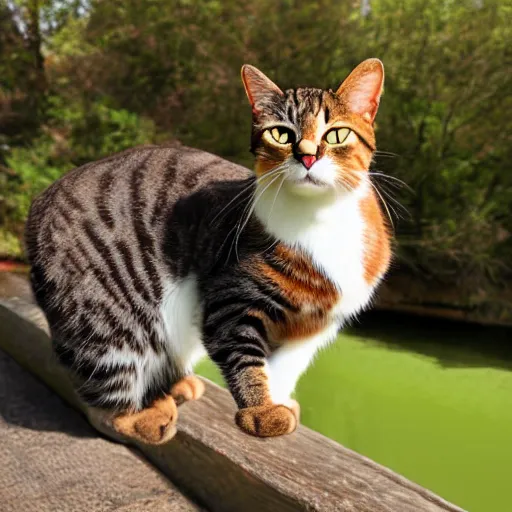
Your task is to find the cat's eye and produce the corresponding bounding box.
[324,127,351,145]
[268,126,294,145]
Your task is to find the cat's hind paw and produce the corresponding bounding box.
[171,375,205,405]
[235,403,298,437]
[111,395,178,445]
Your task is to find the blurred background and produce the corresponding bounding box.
[0,1,510,511]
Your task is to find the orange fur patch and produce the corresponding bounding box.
[250,245,340,342]
[360,188,392,285]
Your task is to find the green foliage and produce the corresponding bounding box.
[45,96,157,165]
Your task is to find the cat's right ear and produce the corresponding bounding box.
[241,65,283,115]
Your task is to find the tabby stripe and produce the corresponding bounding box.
[60,255,77,276]
[97,378,132,394]
[204,291,285,334]
[74,238,126,305]
[78,388,131,411]
[203,305,247,336]
[96,169,115,229]
[56,204,72,225]
[130,159,162,301]
[150,151,178,226]
[183,160,220,189]
[250,297,286,324]
[74,360,136,382]
[75,240,129,310]
[251,277,298,312]
[40,223,57,257]
[58,185,86,213]
[263,253,294,278]
[115,240,154,304]
[210,343,265,368]
[239,315,268,342]
[209,320,269,367]
[230,358,266,372]
[81,298,146,354]
[203,296,246,319]
[232,343,268,359]
[64,249,87,274]
[83,220,143,307]
[82,220,162,353]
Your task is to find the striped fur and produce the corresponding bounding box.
[26,59,392,441]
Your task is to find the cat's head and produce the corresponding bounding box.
[241,59,384,199]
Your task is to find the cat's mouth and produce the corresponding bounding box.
[297,174,325,187]
[279,158,338,197]
[286,173,333,197]
[303,174,322,187]
[289,167,331,187]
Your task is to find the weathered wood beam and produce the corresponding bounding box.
[0,274,465,512]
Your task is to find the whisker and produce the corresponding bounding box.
[375,184,411,219]
[336,175,356,194]
[267,173,286,224]
[230,171,285,263]
[260,173,287,254]
[367,179,395,232]
[374,150,400,158]
[343,167,411,222]
[209,165,287,227]
[367,172,414,193]
[349,167,413,194]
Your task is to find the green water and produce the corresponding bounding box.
[195,313,512,512]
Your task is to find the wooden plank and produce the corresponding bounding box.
[0,276,465,512]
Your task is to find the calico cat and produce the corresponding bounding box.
[25,58,391,444]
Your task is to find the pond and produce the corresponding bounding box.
[195,312,512,512]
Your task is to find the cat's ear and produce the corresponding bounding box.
[241,65,283,114]
[336,59,384,124]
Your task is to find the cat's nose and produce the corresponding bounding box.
[297,139,318,169]
[301,155,317,169]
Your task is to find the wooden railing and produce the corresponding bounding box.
[0,273,465,512]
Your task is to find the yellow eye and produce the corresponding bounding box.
[325,127,351,145]
[268,127,293,144]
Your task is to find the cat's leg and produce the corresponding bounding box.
[55,338,179,445]
[266,324,339,418]
[161,277,207,405]
[202,311,297,438]
[167,327,207,405]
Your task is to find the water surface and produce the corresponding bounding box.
[196,313,512,512]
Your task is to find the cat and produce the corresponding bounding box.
[25,58,391,445]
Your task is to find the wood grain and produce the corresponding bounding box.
[0,273,465,512]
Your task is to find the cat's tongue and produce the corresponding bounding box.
[302,155,317,169]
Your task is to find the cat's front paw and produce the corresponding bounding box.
[235,404,298,437]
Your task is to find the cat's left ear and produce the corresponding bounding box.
[241,65,283,115]
[336,59,384,124]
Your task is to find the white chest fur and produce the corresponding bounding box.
[254,179,375,322]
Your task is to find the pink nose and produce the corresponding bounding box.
[301,155,317,169]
